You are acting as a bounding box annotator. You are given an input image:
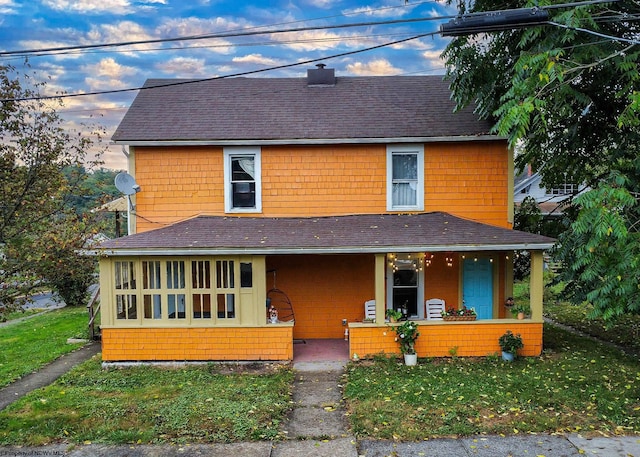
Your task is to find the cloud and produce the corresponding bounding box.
[155,17,247,54]
[42,0,134,14]
[232,54,281,66]
[422,49,446,72]
[82,58,138,90]
[271,29,345,52]
[304,0,341,7]
[0,0,17,15]
[86,21,154,48]
[346,58,401,75]
[344,3,415,18]
[155,57,207,77]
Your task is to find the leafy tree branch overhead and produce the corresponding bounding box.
[442,0,640,320]
[0,63,111,314]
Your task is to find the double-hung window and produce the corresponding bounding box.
[224,147,262,213]
[387,145,424,211]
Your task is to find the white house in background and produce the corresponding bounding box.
[514,171,588,217]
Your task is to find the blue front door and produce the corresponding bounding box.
[463,258,493,319]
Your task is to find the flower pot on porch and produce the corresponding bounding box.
[517,312,525,320]
[404,353,418,366]
[501,351,515,362]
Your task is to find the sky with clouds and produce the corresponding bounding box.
[0,0,456,170]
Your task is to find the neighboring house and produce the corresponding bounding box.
[514,171,587,217]
[98,65,555,362]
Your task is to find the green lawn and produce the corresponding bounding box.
[0,359,293,445]
[0,307,88,388]
[515,276,640,354]
[2,278,640,444]
[344,324,640,439]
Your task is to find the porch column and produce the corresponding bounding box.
[530,250,544,321]
[375,254,386,324]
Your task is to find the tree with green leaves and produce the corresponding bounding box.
[442,0,640,320]
[0,64,107,316]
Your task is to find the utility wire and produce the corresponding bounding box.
[12,31,438,58]
[0,15,452,57]
[0,0,617,57]
[548,21,640,44]
[1,31,439,103]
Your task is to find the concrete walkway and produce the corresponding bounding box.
[0,342,101,411]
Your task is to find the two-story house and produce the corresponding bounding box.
[98,65,555,362]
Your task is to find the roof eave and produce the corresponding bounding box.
[111,135,503,147]
[91,242,555,257]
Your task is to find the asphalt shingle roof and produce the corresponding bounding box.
[112,75,494,143]
[99,212,555,255]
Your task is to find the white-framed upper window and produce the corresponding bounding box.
[223,147,262,213]
[548,183,577,196]
[386,145,424,211]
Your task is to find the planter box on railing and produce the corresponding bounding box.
[442,316,477,321]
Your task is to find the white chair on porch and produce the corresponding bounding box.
[364,299,376,320]
[425,298,445,320]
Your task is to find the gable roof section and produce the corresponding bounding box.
[98,212,555,256]
[112,76,494,144]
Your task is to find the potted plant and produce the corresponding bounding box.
[393,320,420,365]
[498,330,523,361]
[510,303,530,320]
[386,308,403,323]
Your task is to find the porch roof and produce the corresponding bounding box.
[97,212,555,256]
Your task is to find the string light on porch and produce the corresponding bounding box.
[445,253,454,267]
[388,253,424,272]
[424,252,433,267]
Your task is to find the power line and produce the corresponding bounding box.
[0,15,452,57]
[1,31,439,103]
[1,0,614,58]
[549,20,640,44]
[1,0,630,103]
[11,31,439,59]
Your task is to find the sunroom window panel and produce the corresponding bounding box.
[240,262,253,288]
[193,294,212,319]
[115,261,137,320]
[166,261,186,319]
[192,260,212,319]
[217,293,236,319]
[116,294,137,320]
[142,261,162,319]
[216,260,235,289]
[167,261,185,289]
[168,294,186,319]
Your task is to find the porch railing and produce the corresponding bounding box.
[87,285,101,341]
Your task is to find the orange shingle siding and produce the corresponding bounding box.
[133,141,509,233]
[101,327,293,361]
[266,254,375,339]
[349,322,543,359]
[134,146,224,232]
[424,141,510,228]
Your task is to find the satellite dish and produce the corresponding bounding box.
[114,172,140,196]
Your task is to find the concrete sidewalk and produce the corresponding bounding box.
[1,433,638,456]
